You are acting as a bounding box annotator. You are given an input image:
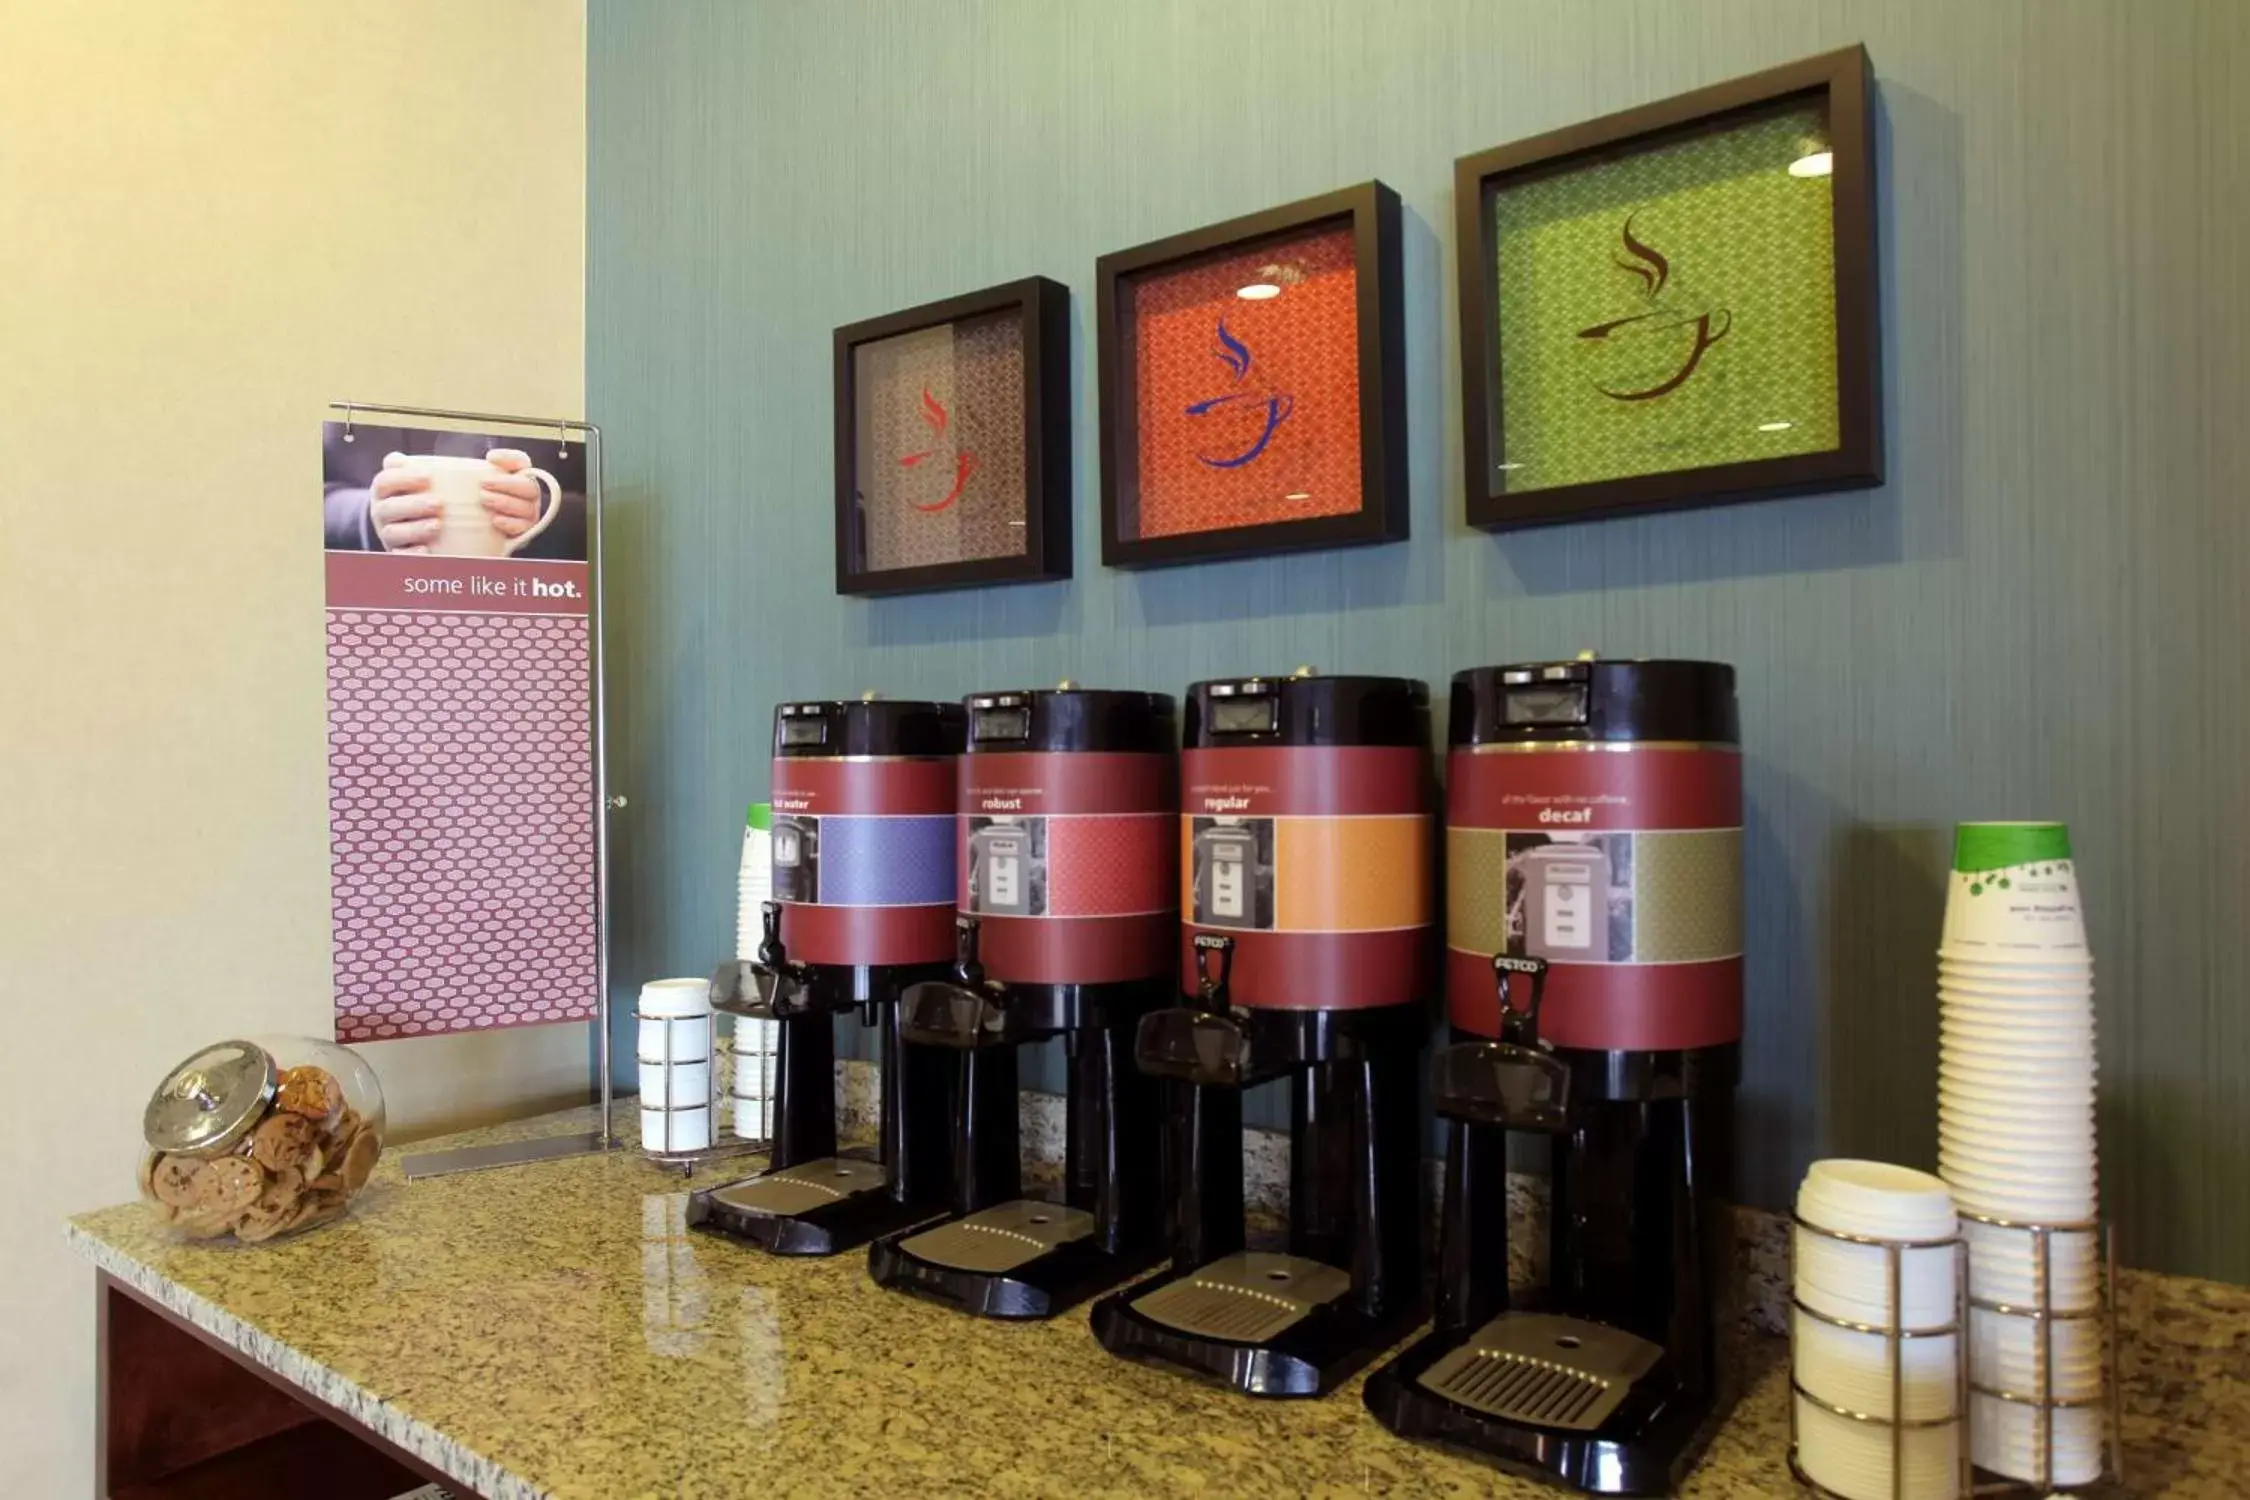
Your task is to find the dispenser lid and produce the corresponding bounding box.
[746,801,772,831]
[143,1040,278,1157]
[772,699,966,757]
[963,688,1176,754]
[1450,659,1737,748]
[1185,673,1428,750]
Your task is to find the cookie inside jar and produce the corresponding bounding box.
[139,1037,387,1245]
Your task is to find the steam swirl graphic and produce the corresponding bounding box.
[1185,316,1295,469]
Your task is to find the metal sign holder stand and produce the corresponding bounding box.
[324,400,620,1178]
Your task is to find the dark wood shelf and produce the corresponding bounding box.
[109,1419,428,1499]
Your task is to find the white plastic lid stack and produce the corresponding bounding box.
[1792,1160,1965,1500]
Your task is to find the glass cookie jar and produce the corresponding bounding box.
[139,1037,387,1243]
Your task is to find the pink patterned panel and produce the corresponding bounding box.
[325,610,597,1041]
[1048,814,1176,918]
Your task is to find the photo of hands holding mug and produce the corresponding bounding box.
[323,423,588,562]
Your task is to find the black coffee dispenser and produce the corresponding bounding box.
[1365,659,1743,1494]
[1091,672,1433,1397]
[868,687,1177,1318]
[689,697,966,1256]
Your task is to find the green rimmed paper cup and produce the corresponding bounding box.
[1938,822,2088,957]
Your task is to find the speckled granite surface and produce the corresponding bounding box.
[68,1097,2246,1498]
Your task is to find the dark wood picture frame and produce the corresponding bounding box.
[833,275,1071,595]
[1097,181,1407,568]
[1458,45,1881,531]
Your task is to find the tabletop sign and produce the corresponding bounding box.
[320,420,598,1042]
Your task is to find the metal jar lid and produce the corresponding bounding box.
[143,1040,278,1157]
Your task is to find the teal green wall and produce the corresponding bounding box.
[589,0,2250,1282]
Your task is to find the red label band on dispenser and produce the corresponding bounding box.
[782,903,959,968]
[770,756,955,817]
[960,751,1177,986]
[1447,746,1742,1050]
[963,751,1172,816]
[1179,745,1431,1010]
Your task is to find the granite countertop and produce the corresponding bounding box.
[67,1104,2247,1498]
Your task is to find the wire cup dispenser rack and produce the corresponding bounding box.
[1788,1211,2124,1498]
[636,999,772,1174]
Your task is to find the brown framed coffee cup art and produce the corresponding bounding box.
[833,275,1071,595]
[1458,46,1882,531]
[1097,182,1407,568]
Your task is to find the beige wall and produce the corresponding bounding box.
[0,1,587,1489]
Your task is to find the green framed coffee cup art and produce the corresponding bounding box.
[1457,46,1882,530]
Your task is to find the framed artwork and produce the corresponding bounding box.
[1097,181,1406,568]
[1458,45,1880,530]
[833,275,1070,594]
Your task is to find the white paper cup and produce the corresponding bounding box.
[1938,1024,2096,1054]
[640,1104,711,1154]
[1937,1121,2096,1156]
[731,1094,771,1142]
[1938,969,2095,994]
[1963,1218,2100,1310]
[1939,953,2093,976]
[1968,1390,2103,1485]
[1940,824,2087,956]
[1938,1071,2095,1103]
[1795,1309,1961,1420]
[1939,1170,2097,1224]
[1938,986,2095,1016]
[1797,1391,1963,1499]
[1969,1308,2102,1399]
[1937,1060,2097,1093]
[1938,1081,2096,1115]
[1938,1131,2098,1166]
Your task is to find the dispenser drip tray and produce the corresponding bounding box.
[707,1158,888,1218]
[897,1201,1094,1275]
[1131,1252,1351,1343]
[1416,1312,1660,1433]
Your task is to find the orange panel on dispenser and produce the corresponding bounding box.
[1274,816,1430,933]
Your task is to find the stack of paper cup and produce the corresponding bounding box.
[730,1020,776,1143]
[638,977,714,1155]
[1934,821,2103,1485]
[1792,1160,1964,1499]
[732,802,778,1143]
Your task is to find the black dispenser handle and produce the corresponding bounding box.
[711,900,814,1020]
[899,916,1012,1048]
[1429,955,1570,1134]
[756,899,786,969]
[1132,933,1248,1085]
[1192,932,1234,1011]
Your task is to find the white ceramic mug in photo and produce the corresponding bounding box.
[390,452,562,558]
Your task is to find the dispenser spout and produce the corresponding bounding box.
[755,900,787,970]
[1192,932,1234,1012]
[1491,953,1547,1047]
